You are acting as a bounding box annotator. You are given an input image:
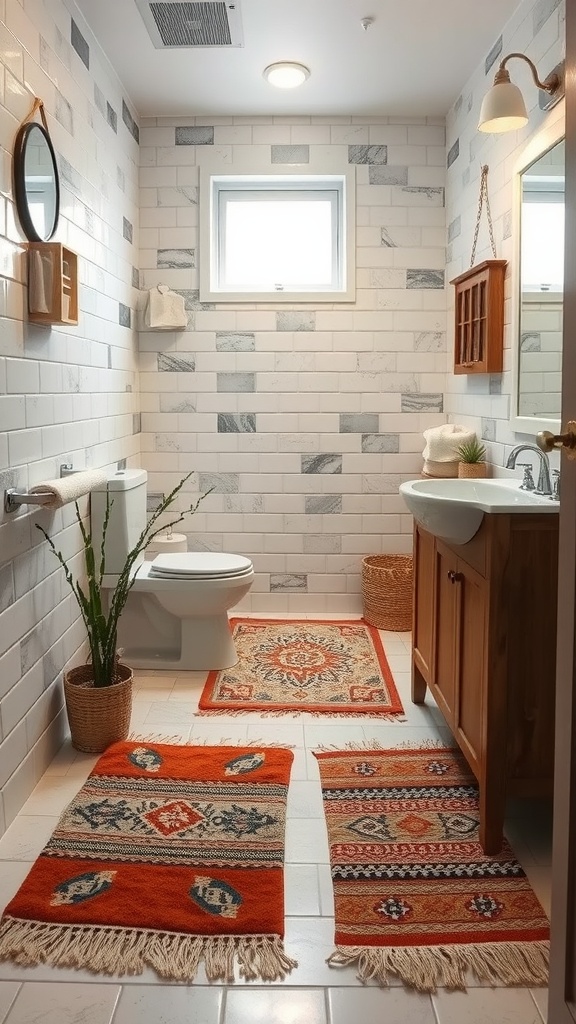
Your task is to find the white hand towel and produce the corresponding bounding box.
[30,469,108,509]
[142,284,188,330]
[422,424,476,463]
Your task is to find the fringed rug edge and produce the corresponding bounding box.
[194,709,407,720]
[327,939,549,993]
[0,916,298,983]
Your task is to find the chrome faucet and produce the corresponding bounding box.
[505,444,553,497]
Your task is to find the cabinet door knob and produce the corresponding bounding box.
[447,570,463,583]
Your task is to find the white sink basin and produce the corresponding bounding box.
[399,477,558,546]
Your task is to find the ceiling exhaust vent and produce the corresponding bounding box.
[135,0,243,48]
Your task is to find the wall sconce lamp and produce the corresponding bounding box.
[478,52,565,133]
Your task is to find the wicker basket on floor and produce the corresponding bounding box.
[64,663,133,753]
[361,554,413,631]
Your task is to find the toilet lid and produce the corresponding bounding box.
[149,552,253,579]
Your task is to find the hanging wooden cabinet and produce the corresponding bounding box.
[451,259,507,374]
[27,242,78,325]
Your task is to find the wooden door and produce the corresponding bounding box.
[453,558,486,775]
[548,2,576,1016]
[431,541,458,727]
[412,524,435,683]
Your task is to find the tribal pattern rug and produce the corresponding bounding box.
[315,746,549,992]
[198,618,404,718]
[0,741,296,983]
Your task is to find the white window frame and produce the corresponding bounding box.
[199,163,356,303]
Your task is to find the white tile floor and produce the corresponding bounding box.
[0,617,553,1024]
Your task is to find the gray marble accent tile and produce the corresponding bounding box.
[147,491,165,512]
[399,186,445,206]
[406,269,445,289]
[199,472,239,493]
[0,563,15,614]
[503,209,513,240]
[401,393,444,413]
[271,145,310,164]
[107,345,112,368]
[361,433,399,454]
[380,228,397,248]
[357,352,396,373]
[132,413,141,434]
[157,248,195,269]
[216,332,255,351]
[369,165,408,186]
[489,374,502,394]
[176,126,214,145]
[119,302,131,328]
[303,534,342,554]
[348,145,387,164]
[301,454,342,474]
[340,413,379,433]
[447,138,459,168]
[155,433,182,452]
[71,18,89,68]
[122,99,139,142]
[534,0,561,34]
[217,372,255,392]
[218,413,256,432]
[56,90,74,134]
[117,458,127,470]
[107,102,118,133]
[225,494,264,513]
[123,217,133,243]
[414,331,446,352]
[521,332,541,352]
[270,573,308,592]
[481,418,497,442]
[448,216,461,242]
[485,35,503,75]
[175,289,215,311]
[305,495,342,514]
[132,266,140,289]
[158,353,196,372]
[94,83,106,117]
[276,311,316,332]
[160,394,196,412]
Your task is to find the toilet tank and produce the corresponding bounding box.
[91,469,148,577]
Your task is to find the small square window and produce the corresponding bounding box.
[200,169,355,302]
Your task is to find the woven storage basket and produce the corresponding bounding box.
[362,554,413,631]
[64,663,133,753]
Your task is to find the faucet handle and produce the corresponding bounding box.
[517,463,536,490]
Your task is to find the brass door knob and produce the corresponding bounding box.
[537,422,576,460]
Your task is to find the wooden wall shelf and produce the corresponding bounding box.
[27,242,78,325]
[451,259,507,374]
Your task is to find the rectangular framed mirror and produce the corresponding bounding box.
[510,101,565,434]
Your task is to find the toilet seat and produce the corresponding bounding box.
[149,551,253,581]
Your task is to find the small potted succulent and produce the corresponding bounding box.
[457,437,487,479]
[37,473,206,752]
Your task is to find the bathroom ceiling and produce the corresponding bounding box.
[75,0,520,118]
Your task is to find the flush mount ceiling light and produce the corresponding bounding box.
[263,62,310,89]
[478,52,565,133]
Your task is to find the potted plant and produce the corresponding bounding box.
[457,437,488,479]
[37,473,205,752]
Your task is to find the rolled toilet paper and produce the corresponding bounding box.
[146,532,188,556]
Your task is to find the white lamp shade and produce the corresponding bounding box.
[478,80,529,133]
[263,62,310,89]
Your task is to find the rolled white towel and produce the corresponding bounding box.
[422,424,476,463]
[30,469,108,509]
[422,460,460,478]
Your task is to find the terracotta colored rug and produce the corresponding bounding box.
[198,618,404,718]
[315,746,549,992]
[0,741,296,982]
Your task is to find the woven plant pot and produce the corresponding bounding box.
[458,462,487,479]
[64,663,133,753]
[362,554,413,632]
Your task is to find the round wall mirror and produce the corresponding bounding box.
[13,122,60,242]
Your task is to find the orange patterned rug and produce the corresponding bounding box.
[198,618,404,718]
[0,741,296,983]
[315,746,549,992]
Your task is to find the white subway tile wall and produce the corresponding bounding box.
[138,117,448,611]
[0,0,140,834]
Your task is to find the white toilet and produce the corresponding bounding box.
[91,469,254,670]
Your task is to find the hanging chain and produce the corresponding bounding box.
[469,164,498,267]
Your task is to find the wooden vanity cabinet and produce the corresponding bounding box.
[412,513,558,853]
